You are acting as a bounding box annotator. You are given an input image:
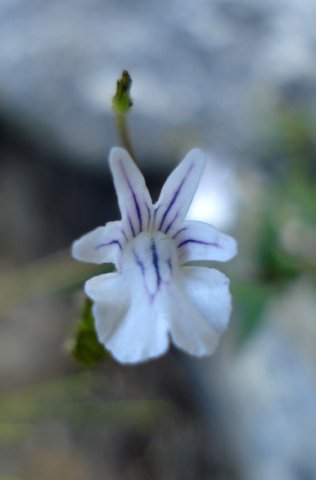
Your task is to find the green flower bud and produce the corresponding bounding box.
[112,70,133,116]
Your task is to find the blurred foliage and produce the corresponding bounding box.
[0,373,170,443]
[257,106,316,278]
[236,105,316,343]
[0,250,106,313]
[257,178,316,281]
[0,476,22,480]
[257,104,316,177]
[233,282,273,344]
[69,297,109,367]
[233,104,316,342]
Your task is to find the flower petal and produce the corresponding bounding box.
[165,282,220,357]
[71,221,123,264]
[154,149,205,234]
[86,266,231,362]
[87,269,169,364]
[182,266,232,333]
[86,273,130,349]
[109,147,153,238]
[175,220,237,264]
[98,297,169,365]
[164,267,232,356]
[85,271,123,303]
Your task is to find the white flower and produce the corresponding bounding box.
[72,147,237,364]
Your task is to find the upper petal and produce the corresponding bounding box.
[71,221,123,265]
[154,149,205,234]
[175,220,237,264]
[109,147,153,237]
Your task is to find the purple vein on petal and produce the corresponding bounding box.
[151,238,161,289]
[95,240,122,250]
[172,227,187,239]
[164,211,179,234]
[133,249,145,274]
[167,258,173,273]
[133,248,156,304]
[128,215,136,237]
[119,160,142,231]
[158,163,194,231]
[121,229,128,241]
[177,239,221,249]
[153,206,159,224]
[146,204,151,228]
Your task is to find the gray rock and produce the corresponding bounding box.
[223,324,316,480]
[0,0,316,165]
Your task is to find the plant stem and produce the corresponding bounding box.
[116,113,136,160]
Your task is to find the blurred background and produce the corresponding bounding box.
[0,0,316,479]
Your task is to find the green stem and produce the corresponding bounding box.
[116,113,136,160]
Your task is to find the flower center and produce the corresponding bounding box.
[122,231,178,302]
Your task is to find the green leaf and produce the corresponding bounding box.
[69,297,109,367]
